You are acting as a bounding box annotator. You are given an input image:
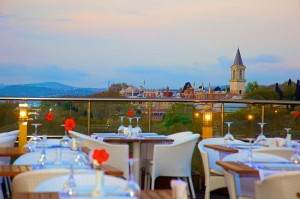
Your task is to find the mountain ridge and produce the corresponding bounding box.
[0,82,106,97]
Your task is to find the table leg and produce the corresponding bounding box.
[132,142,141,185]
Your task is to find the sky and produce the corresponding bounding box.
[0,0,299,89]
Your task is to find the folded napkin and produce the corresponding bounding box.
[170,179,188,199]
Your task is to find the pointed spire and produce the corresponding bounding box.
[233,48,244,66]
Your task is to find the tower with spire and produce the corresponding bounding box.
[230,48,246,95]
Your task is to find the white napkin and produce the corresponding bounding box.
[275,137,285,147]
[170,179,188,199]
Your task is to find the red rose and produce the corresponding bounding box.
[293,111,299,117]
[127,109,135,117]
[92,149,109,164]
[45,112,54,121]
[64,118,76,131]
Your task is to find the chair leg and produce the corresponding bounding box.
[3,177,10,198]
[204,186,210,199]
[188,176,196,199]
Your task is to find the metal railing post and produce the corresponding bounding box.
[221,103,224,136]
[261,104,265,123]
[87,100,91,135]
[148,101,152,132]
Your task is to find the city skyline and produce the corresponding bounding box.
[0,0,299,89]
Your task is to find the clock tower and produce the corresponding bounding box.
[230,48,246,95]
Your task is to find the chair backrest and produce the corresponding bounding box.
[255,171,300,199]
[35,172,127,192]
[152,134,200,178]
[12,169,92,193]
[69,131,129,179]
[167,131,193,141]
[253,147,293,160]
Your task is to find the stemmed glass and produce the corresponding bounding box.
[125,158,140,197]
[224,122,234,147]
[290,146,300,164]
[31,123,42,144]
[246,138,255,163]
[255,122,267,145]
[134,117,142,138]
[29,123,41,151]
[60,165,77,197]
[74,138,89,166]
[60,124,71,148]
[118,116,126,135]
[127,117,134,137]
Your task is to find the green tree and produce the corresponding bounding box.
[245,81,259,94]
[244,86,280,100]
[163,103,195,131]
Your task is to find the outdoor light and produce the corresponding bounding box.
[194,112,200,118]
[247,114,253,121]
[19,103,28,120]
[204,112,212,121]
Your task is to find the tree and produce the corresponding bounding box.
[244,86,280,100]
[275,83,283,99]
[295,80,300,101]
[163,103,194,131]
[245,81,259,94]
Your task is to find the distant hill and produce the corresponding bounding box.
[0,82,106,97]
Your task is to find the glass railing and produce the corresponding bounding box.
[0,97,300,140]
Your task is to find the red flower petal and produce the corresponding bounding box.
[127,110,135,117]
[64,118,76,131]
[92,149,110,164]
[45,112,54,121]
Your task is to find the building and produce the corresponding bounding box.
[230,48,246,95]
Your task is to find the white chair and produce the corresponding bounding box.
[222,152,289,199]
[12,169,92,193]
[0,135,18,199]
[140,131,193,169]
[198,137,247,199]
[167,131,193,141]
[255,171,300,199]
[145,133,200,199]
[35,172,127,193]
[69,131,129,180]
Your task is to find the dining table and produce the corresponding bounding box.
[0,164,123,177]
[12,189,178,199]
[0,147,28,157]
[92,133,174,185]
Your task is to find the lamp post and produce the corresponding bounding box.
[201,110,213,139]
[19,103,28,147]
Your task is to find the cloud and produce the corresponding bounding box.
[0,63,88,84]
[245,55,281,65]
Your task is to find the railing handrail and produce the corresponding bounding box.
[1,96,300,105]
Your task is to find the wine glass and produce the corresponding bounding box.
[255,122,267,146]
[74,138,89,166]
[284,128,292,147]
[246,138,255,163]
[290,146,300,164]
[134,117,142,138]
[30,123,42,151]
[117,116,126,135]
[125,158,140,197]
[60,124,71,148]
[224,122,234,147]
[127,117,134,137]
[60,165,77,196]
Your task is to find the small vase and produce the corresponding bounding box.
[90,170,104,197]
